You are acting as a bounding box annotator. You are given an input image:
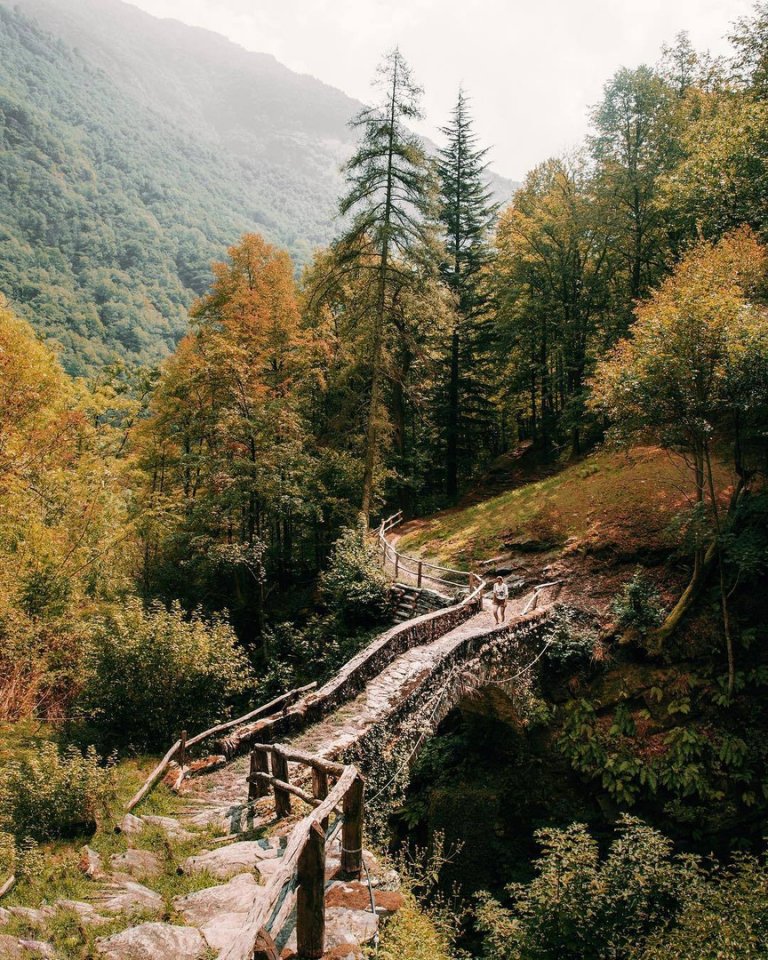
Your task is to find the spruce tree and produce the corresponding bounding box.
[436,89,499,500]
[334,48,435,522]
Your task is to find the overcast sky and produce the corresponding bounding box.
[126,0,752,181]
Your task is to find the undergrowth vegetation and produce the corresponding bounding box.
[396,447,729,568]
[0,744,114,842]
[475,816,768,960]
[81,599,254,750]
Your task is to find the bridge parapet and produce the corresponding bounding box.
[215,579,486,758]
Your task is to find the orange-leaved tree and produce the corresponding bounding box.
[134,234,313,624]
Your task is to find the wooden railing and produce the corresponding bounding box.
[125,682,317,812]
[221,743,365,960]
[377,510,481,594]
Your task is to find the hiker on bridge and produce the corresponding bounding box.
[492,576,508,623]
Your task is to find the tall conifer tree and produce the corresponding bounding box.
[436,90,498,499]
[334,48,435,522]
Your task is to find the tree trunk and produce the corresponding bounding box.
[648,540,717,651]
[446,325,460,501]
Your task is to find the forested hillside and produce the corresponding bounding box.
[0,0,516,374]
[0,1,355,372]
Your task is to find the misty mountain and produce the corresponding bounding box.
[0,0,516,372]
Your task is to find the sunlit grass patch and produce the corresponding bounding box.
[398,447,731,568]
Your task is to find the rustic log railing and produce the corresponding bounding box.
[220,743,365,960]
[377,509,481,594]
[125,682,317,812]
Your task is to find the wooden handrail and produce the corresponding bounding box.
[377,509,480,594]
[220,763,363,960]
[125,682,318,812]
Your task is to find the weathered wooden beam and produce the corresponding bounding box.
[126,738,181,812]
[311,765,329,831]
[296,820,326,960]
[218,765,359,960]
[273,745,344,777]
[0,875,15,900]
[249,748,270,801]
[271,746,291,818]
[188,682,317,749]
[341,773,364,878]
[252,928,280,960]
[250,773,319,809]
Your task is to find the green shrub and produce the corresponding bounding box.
[474,816,768,960]
[81,598,253,749]
[611,568,665,635]
[378,893,454,960]
[0,744,113,841]
[543,607,599,668]
[319,525,391,626]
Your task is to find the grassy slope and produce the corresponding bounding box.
[398,446,731,570]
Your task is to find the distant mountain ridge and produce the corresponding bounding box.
[0,0,517,372]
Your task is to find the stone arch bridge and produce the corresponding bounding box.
[89,528,562,960]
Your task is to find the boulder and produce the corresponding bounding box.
[142,816,195,841]
[109,849,162,879]
[181,839,281,880]
[96,922,207,960]
[0,937,56,958]
[173,873,264,952]
[79,845,105,879]
[116,813,195,842]
[173,872,260,926]
[90,880,164,917]
[115,814,145,836]
[55,899,113,926]
[281,905,377,956]
[3,906,55,924]
[181,803,238,832]
[17,942,55,959]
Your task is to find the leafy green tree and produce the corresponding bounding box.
[730,2,768,97]
[436,89,499,499]
[82,598,253,749]
[494,156,615,453]
[475,816,768,960]
[591,229,768,688]
[589,66,677,309]
[319,524,391,626]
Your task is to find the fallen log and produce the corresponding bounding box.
[126,738,181,812]
[185,682,317,749]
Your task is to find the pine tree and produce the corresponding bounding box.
[334,48,435,522]
[436,89,499,499]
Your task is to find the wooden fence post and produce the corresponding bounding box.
[271,746,291,818]
[249,748,270,801]
[341,773,364,877]
[296,820,326,960]
[394,554,399,580]
[179,730,187,770]
[417,561,423,588]
[311,766,329,830]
